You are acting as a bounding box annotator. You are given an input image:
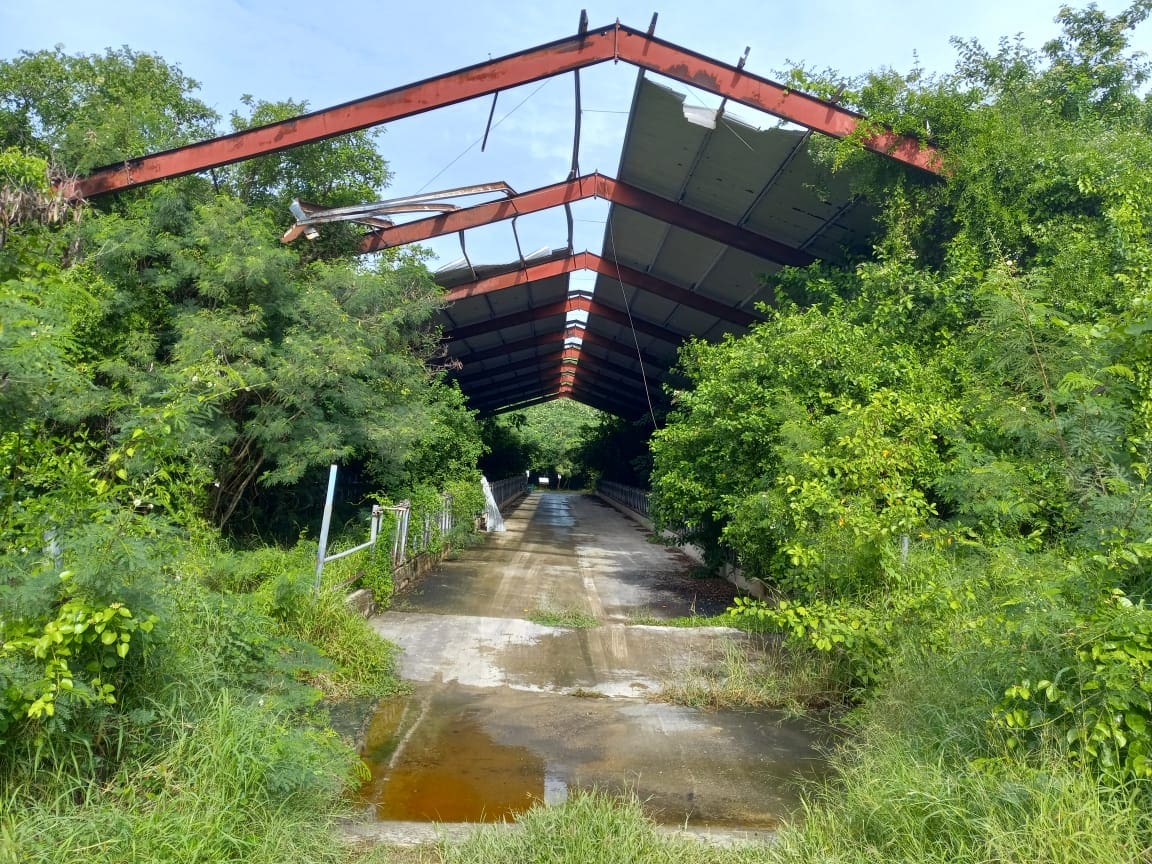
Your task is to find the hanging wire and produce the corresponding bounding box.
[607,221,660,430]
[416,79,553,194]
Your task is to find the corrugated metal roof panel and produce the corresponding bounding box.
[435,74,883,415]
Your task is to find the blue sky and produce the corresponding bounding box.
[3,0,1149,272]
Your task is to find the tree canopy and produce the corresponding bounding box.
[651,0,1152,782]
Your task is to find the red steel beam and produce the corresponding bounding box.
[594,175,813,268]
[74,24,938,198]
[570,381,647,417]
[472,388,558,413]
[574,326,672,374]
[364,173,812,269]
[612,24,939,173]
[584,252,758,327]
[560,294,585,392]
[451,320,654,400]
[572,352,652,394]
[74,28,620,197]
[574,366,653,401]
[577,294,685,346]
[362,175,594,253]
[444,251,752,329]
[447,299,568,341]
[465,373,559,403]
[445,256,578,302]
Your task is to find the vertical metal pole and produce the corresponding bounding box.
[315,464,338,590]
[369,504,381,561]
[392,507,403,565]
[398,504,412,564]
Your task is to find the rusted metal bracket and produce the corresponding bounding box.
[443,250,758,327]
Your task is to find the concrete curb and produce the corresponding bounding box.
[340,818,777,848]
[592,492,768,600]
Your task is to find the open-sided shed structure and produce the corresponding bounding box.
[74,16,939,419]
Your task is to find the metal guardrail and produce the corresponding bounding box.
[596,480,650,518]
[489,475,528,508]
[314,464,459,588]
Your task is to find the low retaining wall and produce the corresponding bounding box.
[497,491,527,514]
[346,545,457,618]
[593,492,768,601]
[347,493,527,617]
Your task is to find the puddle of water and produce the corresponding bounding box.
[358,695,545,822]
[356,685,827,828]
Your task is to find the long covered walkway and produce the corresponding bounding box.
[355,492,827,836]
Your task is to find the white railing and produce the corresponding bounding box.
[314,464,458,588]
[488,475,528,508]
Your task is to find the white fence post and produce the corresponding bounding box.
[314,464,338,590]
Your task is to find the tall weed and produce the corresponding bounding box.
[1,693,360,864]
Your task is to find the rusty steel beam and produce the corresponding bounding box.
[557,340,651,386]
[444,250,749,330]
[445,255,578,302]
[612,24,939,173]
[363,175,592,253]
[574,368,651,399]
[471,379,564,408]
[584,252,759,327]
[594,176,813,268]
[578,294,686,346]
[574,367,653,403]
[574,326,672,375]
[449,293,674,343]
[466,370,563,400]
[74,28,621,197]
[572,352,653,393]
[468,376,563,404]
[447,299,569,341]
[364,173,811,269]
[560,295,585,392]
[467,388,561,416]
[570,381,647,417]
[74,24,938,198]
[469,383,559,409]
[473,388,557,413]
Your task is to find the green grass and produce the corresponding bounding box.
[658,637,850,711]
[432,790,762,864]
[526,608,599,628]
[768,737,1150,864]
[1,692,362,864]
[627,611,770,631]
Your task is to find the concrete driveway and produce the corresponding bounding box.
[360,492,829,833]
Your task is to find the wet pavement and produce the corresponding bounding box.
[357,492,828,834]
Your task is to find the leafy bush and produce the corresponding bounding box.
[998,588,1152,781]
